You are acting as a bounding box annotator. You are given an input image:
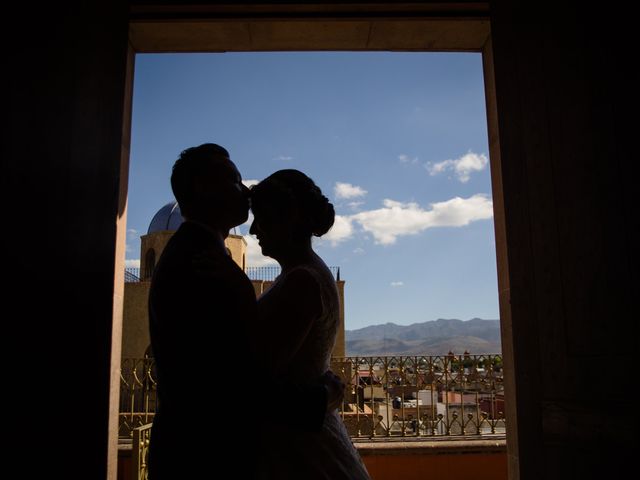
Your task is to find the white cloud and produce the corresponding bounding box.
[398,154,419,164]
[347,201,364,210]
[234,211,255,237]
[125,259,140,268]
[243,234,278,267]
[242,190,491,249]
[334,182,367,200]
[126,229,139,254]
[323,215,354,246]
[390,281,404,287]
[426,151,488,183]
[242,211,254,229]
[242,179,260,188]
[351,194,493,245]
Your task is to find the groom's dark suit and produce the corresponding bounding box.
[148,221,257,478]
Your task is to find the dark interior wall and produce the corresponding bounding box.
[8,3,130,478]
[490,1,634,478]
[6,1,635,478]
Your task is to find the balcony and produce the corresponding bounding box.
[118,354,507,479]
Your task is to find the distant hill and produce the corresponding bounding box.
[345,318,501,356]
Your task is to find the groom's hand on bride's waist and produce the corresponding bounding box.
[271,371,346,432]
[322,370,346,412]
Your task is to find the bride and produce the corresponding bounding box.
[249,169,371,480]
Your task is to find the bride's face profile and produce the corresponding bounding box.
[250,205,293,259]
[250,170,326,263]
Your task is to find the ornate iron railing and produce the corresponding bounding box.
[119,354,504,439]
[331,354,505,438]
[119,358,157,437]
[246,265,340,281]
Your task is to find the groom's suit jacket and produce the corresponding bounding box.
[148,221,257,478]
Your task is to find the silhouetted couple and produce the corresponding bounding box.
[148,144,371,479]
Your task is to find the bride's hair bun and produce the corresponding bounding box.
[310,194,335,237]
[251,169,335,238]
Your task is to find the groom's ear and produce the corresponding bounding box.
[192,175,206,195]
[193,174,218,197]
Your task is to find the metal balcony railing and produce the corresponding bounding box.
[119,354,505,440]
[125,267,141,282]
[332,354,505,438]
[125,266,341,283]
[246,266,340,281]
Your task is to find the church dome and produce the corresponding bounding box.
[147,201,184,234]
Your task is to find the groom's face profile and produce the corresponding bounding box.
[195,157,250,230]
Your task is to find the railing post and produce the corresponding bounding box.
[132,423,152,480]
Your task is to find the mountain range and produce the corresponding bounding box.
[345,318,501,356]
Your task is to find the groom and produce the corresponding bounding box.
[147,143,343,479]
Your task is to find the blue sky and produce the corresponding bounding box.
[126,52,498,331]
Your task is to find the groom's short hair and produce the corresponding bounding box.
[171,143,230,216]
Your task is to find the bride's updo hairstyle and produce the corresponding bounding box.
[251,169,335,239]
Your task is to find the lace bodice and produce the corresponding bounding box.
[256,261,371,480]
[258,262,340,380]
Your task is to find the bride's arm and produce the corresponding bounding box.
[258,268,322,376]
